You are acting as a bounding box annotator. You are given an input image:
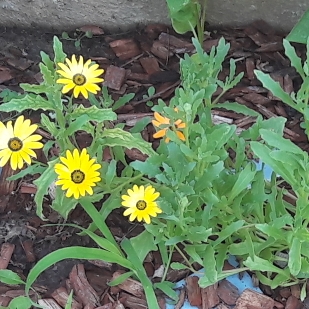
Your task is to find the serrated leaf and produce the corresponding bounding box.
[216,102,259,117]
[34,159,57,219]
[254,70,297,110]
[53,36,67,64]
[288,237,302,276]
[69,105,117,122]
[260,129,304,155]
[0,94,54,112]
[203,245,217,283]
[102,128,156,156]
[41,113,58,136]
[7,164,46,181]
[244,255,290,278]
[283,39,305,79]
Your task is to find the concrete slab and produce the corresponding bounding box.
[0,0,308,32]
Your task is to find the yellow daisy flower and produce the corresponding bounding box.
[121,185,162,224]
[152,110,186,143]
[0,116,43,170]
[55,148,101,199]
[56,55,104,99]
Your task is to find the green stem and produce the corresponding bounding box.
[175,244,196,273]
[161,245,175,282]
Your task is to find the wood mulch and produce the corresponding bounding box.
[0,20,307,309]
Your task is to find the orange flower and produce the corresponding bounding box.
[152,110,186,143]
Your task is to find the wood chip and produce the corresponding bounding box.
[140,57,160,75]
[150,41,173,60]
[235,289,274,309]
[38,298,62,309]
[217,279,240,306]
[51,286,82,309]
[104,65,126,90]
[186,276,201,307]
[109,39,141,61]
[6,57,33,71]
[285,295,303,309]
[112,271,145,298]
[201,283,220,309]
[69,264,100,308]
[0,243,15,269]
[120,292,148,309]
[0,67,14,83]
[22,239,36,263]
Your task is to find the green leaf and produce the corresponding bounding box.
[213,220,245,247]
[202,245,217,283]
[0,269,25,285]
[254,70,297,110]
[109,271,134,286]
[8,296,32,309]
[130,230,157,262]
[64,291,74,309]
[286,9,309,44]
[6,164,46,181]
[41,113,58,136]
[53,36,67,64]
[65,114,90,136]
[154,281,178,301]
[251,142,297,188]
[51,187,78,219]
[283,39,305,79]
[260,129,304,155]
[105,160,117,187]
[216,102,259,117]
[244,255,291,278]
[102,128,156,156]
[0,94,54,112]
[40,51,54,71]
[228,164,256,202]
[288,237,302,276]
[171,262,189,270]
[33,159,57,219]
[69,105,117,122]
[25,247,134,296]
[166,0,199,34]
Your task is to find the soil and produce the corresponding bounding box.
[0,21,307,309]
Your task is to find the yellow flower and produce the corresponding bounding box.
[0,116,43,170]
[152,110,186,143]
[56,55,104,99]
[121,185,162,224]
[55,148,101,199]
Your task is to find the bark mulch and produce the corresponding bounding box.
[0,20,307,309]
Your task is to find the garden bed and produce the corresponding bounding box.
[0,20,307,309]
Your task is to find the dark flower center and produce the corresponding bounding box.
[71,170,85,184]
[8,137,23,152]
[136,200,147,210]
[73,73,86,86]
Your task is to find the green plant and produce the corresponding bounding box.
[166,0,208,44]
[61,30,93,50]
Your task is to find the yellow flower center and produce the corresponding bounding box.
[136,200,147,210]
[73,73,86,86]
[8,137,23,152]
[71,170,85,184]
